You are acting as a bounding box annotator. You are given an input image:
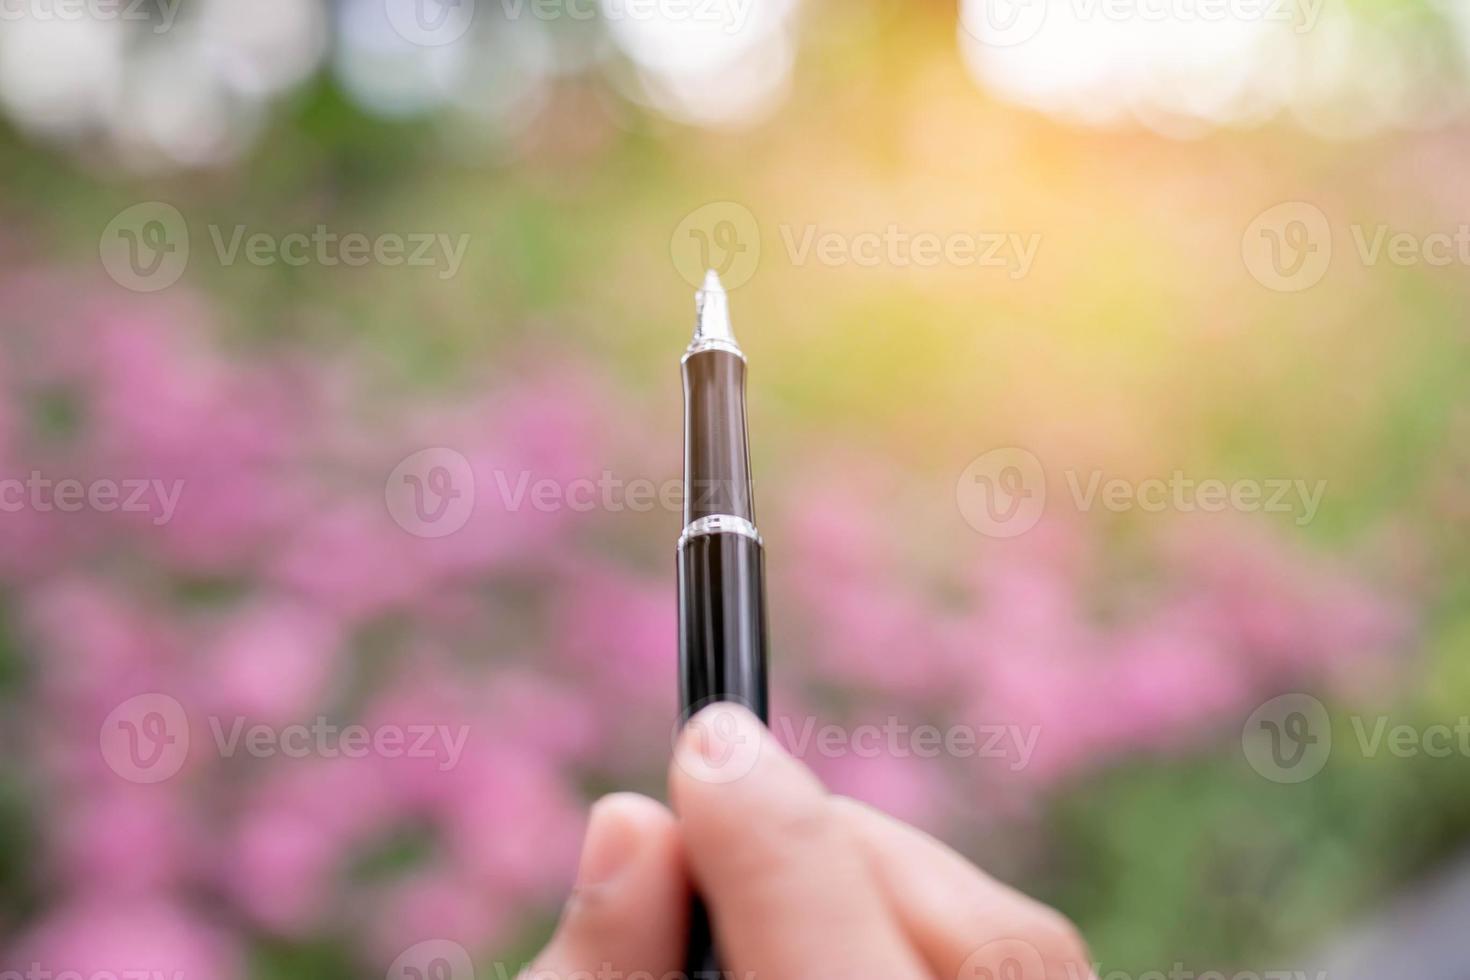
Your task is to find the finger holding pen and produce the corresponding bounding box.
[670,703,931,980]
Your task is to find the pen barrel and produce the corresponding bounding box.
[677,530,768,980]
[677,530,769,723]
[682,349,754,526]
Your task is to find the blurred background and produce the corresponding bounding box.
[1,0,1469,977]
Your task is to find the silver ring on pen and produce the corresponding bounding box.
[682,338,746,362]
[678,513,762,547]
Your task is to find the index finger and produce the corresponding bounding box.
[669,704,929,980]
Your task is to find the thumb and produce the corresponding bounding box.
[522,793,688,980]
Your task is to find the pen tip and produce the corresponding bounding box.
[692,268,738,350]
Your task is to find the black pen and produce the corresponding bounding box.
[677,270,770,980]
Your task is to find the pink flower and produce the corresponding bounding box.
[24,578,185,727]
[270,500,433,622]
[7,899,240,980]
[1097,614,1251,754]
[50,787,201,900]
[553,564,675,710]
[200,599,343,725]
[240,756,397,851]
[441,747,584,903]
[224,803,341,936]
[481,669,603,766]
[816,750,951,833]
[363,660,480,814]
[361,867,510,968]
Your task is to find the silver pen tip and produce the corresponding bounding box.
[691,269,739,353]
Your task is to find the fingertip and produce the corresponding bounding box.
[574,792,678,892]
[533,793,687,977]
[835,795,1094,980]
[669,702,768,812]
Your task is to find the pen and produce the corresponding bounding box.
[677,269,770,980]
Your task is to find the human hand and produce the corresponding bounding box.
[524,703,1092,980]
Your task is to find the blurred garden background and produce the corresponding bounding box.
[2,0,1470,977]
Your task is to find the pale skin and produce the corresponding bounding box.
[525,703,1093,980]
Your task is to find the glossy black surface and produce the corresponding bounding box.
[678,531,769,722]
[679,337,767,979]
[677,530,768,980]
[682,349,754,525]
